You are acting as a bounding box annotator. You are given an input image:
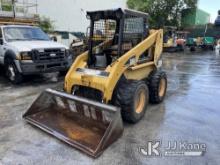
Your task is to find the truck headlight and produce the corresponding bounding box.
[20,52,32,60]
[65,49,71,57]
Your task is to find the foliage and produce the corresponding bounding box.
[127,0,198,28]
[38,16,55,33]
[2,4,12,11]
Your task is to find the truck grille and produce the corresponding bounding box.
[32,49,66,61]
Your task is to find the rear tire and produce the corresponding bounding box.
[113,79,149,123]
[177,45,184,52]
[148,70,167,104]
[4,58,23,84]
[190,46,196,52]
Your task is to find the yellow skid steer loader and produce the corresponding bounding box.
[23,8,167,158]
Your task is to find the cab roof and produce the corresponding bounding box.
[87,8,148,21]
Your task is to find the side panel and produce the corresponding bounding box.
[124,64,155,80]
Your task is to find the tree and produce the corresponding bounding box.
[127,0,198,28]
[38,16,55,33]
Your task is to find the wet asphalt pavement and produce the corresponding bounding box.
[0,51,220,165]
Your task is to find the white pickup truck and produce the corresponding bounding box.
[0,25,72,84]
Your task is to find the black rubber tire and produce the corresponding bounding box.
[148,70,167,104]
[190,46,196,52]
[177,45,184,52]
[112,79,149,123]
[4,58,23,84]
[210,45,214,51]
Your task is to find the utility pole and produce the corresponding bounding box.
[36,0,38,14]
[12,0,16,18]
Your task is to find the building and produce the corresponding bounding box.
[181,8,210,28]
[37,0,127,32]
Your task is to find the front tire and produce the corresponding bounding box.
[190,46,196,52]
[210,45,214,51]
[177,45,184,52]
[5,58,23,84]
[113,79,149,123]
[148,70,167,104]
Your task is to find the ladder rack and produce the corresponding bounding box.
[0,0,39,25]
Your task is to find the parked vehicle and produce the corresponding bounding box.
[0,25,72,84]
[200,37,215,50]
[186,37,215,52]
[186,37,197,51]
[163,27,186,52]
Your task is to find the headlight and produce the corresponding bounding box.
[20,52,32,60]
[65,49,71,57]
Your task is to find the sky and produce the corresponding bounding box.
[37,0,127,32]
[36,0,219,31]
[199,0,219,22]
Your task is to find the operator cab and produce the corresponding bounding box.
[86,8,149,68]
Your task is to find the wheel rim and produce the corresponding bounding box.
[135,89,146,114]
[159,78,166,97]
[7,65,15,81]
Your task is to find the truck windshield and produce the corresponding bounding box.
[3,27,50,42]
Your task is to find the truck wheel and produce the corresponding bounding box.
[210,45,214,51]
[190,47,196,52]
[177,44,184,51]
[148,70,167,104]
[113,79,149,123]
[5,58,23,84]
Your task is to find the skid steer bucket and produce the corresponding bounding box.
[23,89,123,158]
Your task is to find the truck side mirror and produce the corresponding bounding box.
[0,38,3,45]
